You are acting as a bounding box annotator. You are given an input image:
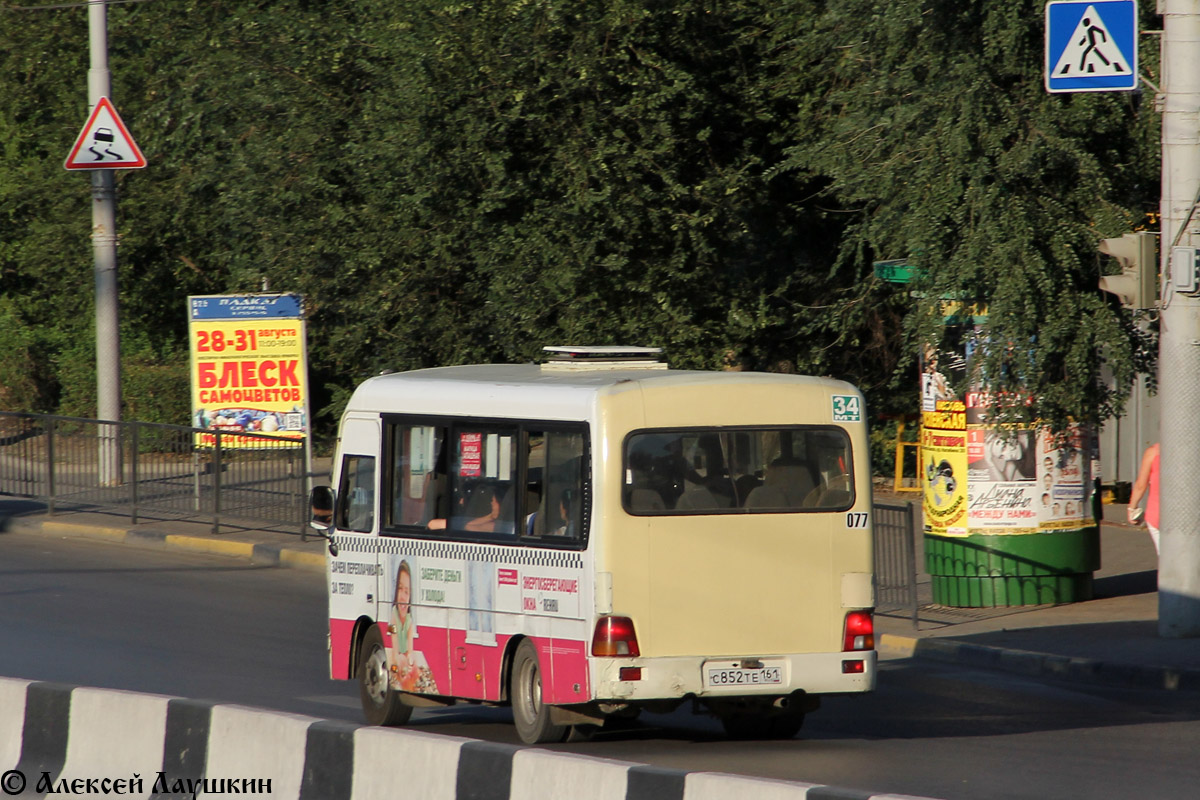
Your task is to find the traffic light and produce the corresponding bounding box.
[1098,232,1157,309]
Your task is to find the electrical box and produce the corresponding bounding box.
[1172,246,1200,295]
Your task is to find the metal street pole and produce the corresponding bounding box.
[89,0,122,486]
[1158,0,1200,637]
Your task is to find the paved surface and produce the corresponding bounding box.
[3,493,1200,696]
[875,494,1200,691]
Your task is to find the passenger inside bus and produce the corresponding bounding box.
[550,488,579,536]
[462,483,514,533]
[428,482,515,533]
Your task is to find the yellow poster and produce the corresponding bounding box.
[188,295,307,448]
[922,427,969,537]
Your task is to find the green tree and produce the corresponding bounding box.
[0,0,1159,440]
[769,0,1160,428]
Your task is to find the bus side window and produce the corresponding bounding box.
[337,455,376,533]
[388,423,448,529]
[526,430,585,539]
[449,428,518,535]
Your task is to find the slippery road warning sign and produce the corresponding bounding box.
[64,97,146,170]
[1045,1,1138,93]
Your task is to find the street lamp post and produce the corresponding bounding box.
[1157,0,1200,637]
[88,0,122,486]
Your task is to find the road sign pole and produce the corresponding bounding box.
[89,0,122,486]
[1158,0,1200,637]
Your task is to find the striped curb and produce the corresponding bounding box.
[0,677,943,800]
[879,633,1200,693]
[3,515,325,573]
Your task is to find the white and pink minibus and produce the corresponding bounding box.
[310,346,876,743]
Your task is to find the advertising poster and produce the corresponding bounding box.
[966,416,1040,533]
[188,294,308,447]
[924,326,1097,537]
[922,403,969,537]
[383,555,441,694]
[1038,428,1095,531]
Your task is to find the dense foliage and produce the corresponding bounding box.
[0,0,1159,439]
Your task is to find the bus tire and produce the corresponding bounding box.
[358,624,413,727]
[510,639,569,744]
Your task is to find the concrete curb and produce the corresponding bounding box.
[3,515,326,574]
[0,677,944,800]
[879,633,1200,693]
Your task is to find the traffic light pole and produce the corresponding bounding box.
[1157,0,1200,637]
[89,0,122,486]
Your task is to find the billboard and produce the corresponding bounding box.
[188,294,308,447]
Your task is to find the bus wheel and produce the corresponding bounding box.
[511,639,569,744]
[721,711,804,740]
[358,625,413,727]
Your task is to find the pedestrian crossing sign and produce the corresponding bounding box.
[1045,0,1138,93]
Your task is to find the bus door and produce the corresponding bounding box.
[446,425,519,700]
[329,415,381,680]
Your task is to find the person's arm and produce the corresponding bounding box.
[464,513,496,532]
[1128,444,1158,523]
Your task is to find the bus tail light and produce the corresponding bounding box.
[592,616,641,657]
[843,610,874,652]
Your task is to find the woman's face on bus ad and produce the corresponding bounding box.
[395,569,411,618]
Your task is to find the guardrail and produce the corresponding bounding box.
[874,500,919,627]
[0,411,308,534]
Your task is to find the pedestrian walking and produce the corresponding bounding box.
[1128,442,1161,554]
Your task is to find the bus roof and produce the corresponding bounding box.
[345,364,858,421]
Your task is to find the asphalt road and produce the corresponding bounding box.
[2,529,1199,800]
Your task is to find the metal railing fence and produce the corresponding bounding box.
[873,500,920,628]
[0,411,308,534]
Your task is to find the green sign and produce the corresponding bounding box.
[873,260,927,284]
[832,394,862,422]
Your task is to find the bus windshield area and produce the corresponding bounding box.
[623,427,853,514]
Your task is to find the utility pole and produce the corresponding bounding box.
[1157,0,1200,637]
[89,0,122,486]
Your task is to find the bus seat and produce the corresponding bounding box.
[745,485,788,510]
[821,489,852,507]
[803,474,852,508]
[525,489,543,534]
[629,488,665,512]
[747,461,814,509]
[675,480,723,511]
[734,474,762,506]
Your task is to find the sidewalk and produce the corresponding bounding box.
[4,493,1200,694]
[876,496,1200,692]
[0,497,328,573]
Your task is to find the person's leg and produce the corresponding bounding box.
[1148,524,1161,555]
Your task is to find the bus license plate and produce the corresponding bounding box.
[706,666,783,687]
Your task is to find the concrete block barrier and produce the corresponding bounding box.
[0,677,943,800]
[0,680,29,777]
[56,689,170,796]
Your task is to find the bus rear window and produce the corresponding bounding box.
[623,427,853,515]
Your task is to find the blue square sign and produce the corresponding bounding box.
[1045,0,1138,93]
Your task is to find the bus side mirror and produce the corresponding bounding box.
[310,485,338,556]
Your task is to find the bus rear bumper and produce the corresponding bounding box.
[589,650,877,702]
